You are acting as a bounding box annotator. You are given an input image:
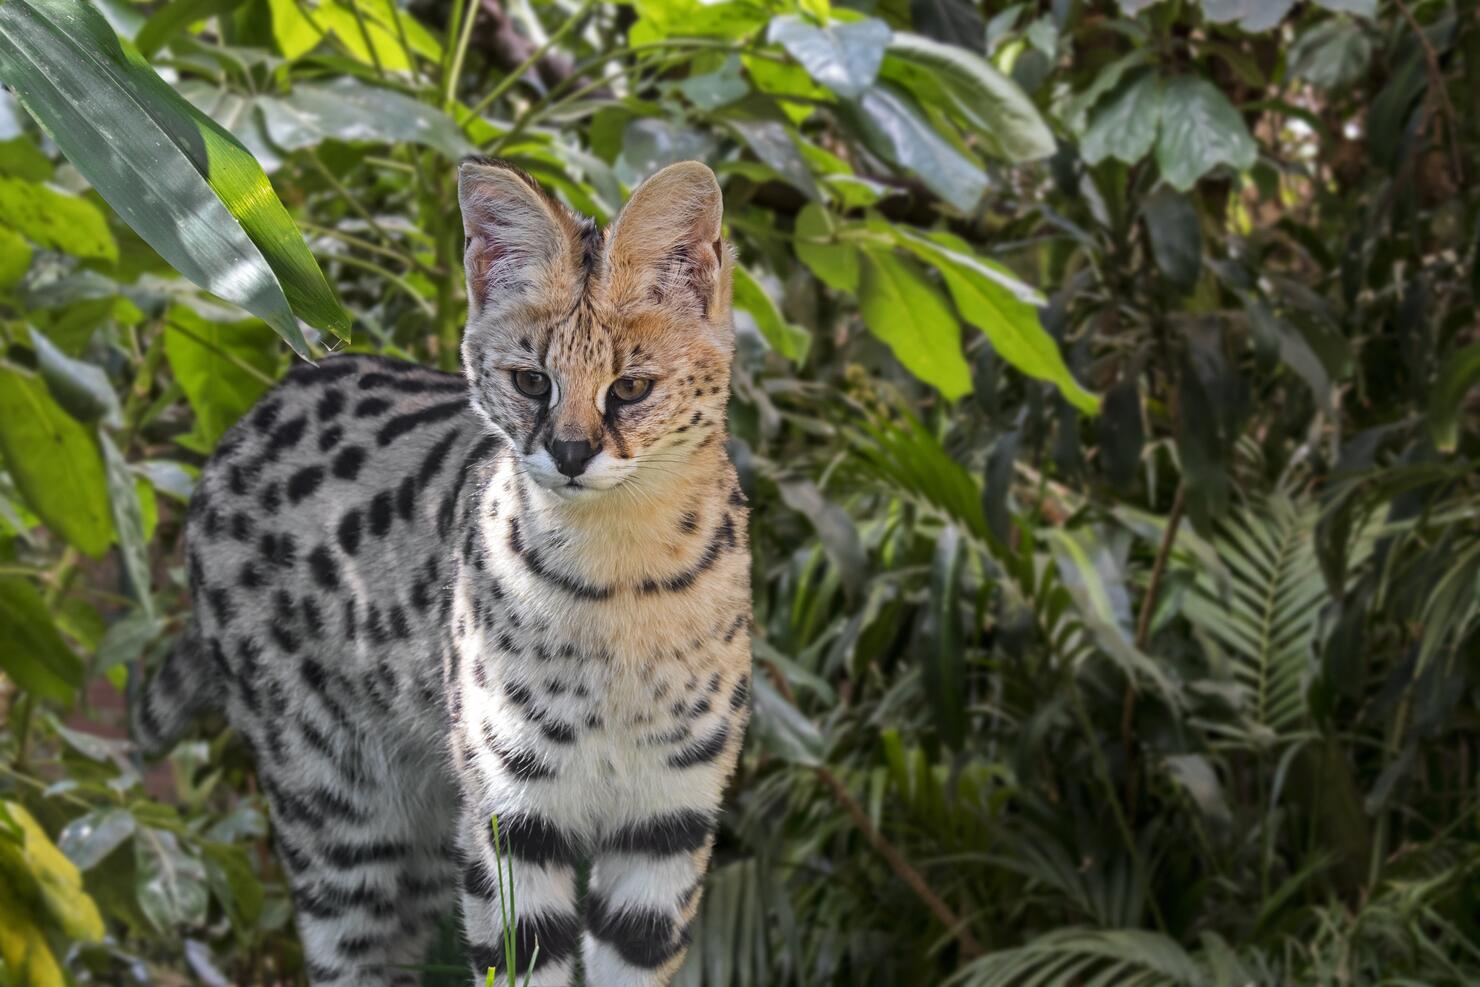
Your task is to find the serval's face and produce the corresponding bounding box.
[458,160,733,501]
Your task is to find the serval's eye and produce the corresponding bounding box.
[609,377,653,404]
[512,370,550,399]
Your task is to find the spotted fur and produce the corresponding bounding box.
[133,161,751,986]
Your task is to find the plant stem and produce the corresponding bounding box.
[1069,675,1168,933]
[443,0,482,110]
[815,765,985,959]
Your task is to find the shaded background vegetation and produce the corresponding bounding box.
[0,0,1478,982]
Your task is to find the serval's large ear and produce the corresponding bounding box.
[606,161,730,323]
[457,158,590,316]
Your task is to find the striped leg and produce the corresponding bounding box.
[459,800,581,986]
[582,812,716,987]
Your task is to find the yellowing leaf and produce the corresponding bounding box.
[0,890,67,987]
[3,802,105,943]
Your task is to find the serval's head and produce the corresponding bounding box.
[457,158,733,502]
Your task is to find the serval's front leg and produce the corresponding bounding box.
[584,673,751,986]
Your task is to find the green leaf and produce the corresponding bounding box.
[0,0,349,354]
[884,32,1056,162]
[135,826,210,932]
[858,249,973,400]
[732,266,811,364]
[1155,76,1258,191]
[839,84,987,213]
[29,327,123,428]
[264,0,322,58]
[101,433,155,618]
[727,119,820,201]
[58,808,136,870]
[1428,342,1480,452]
[1142,186,1203,292]
[0,574,83,702]
[0,174,116,261]
[135,0,244,56]
[750,673,823,767]
[1311,0,1376,16]
[1201,0,1294,32]
[794,202,858,292]
[0,226,31,286]
[1289,20,1372,90]
[164,306,278,450]
[0,365,113,556]
[1082,71,1162,166]
[896,229,1098,413]
[1063,50,1150,134]
[258,78,474,161]
[926,524,968,748]
[768,15,891,98]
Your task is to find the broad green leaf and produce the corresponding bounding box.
[768,15,890,98]
[135,0,244,56]
[164,306,279,450]
[58,808,136,871]
[732,266,811,363]
[896,229,1098,414]
[29,326,123,427]
[0,365,113,557]
[677,54,748,110]
[1428,342,1480,452]
[744,55,829,124]
[258,78,474,161]
[1311,0,1375,15]
[794,202,859,292]
[1155,75,1258,191]
[727,119,819,200]
[0,0,349,354]
[135,827,210,932]
[0,175,116,261]
[840,84,987,213]
[1082,71,1162,166]
[1202,0,1294,32]
[0,574,83,701]
[0,226,30,286]
[1142,186,1203,292]
[1290,20,1372,90]
[265,0,322,58]
[1062,50,1150,134]
[885,32,1056,162]
[857,249,973,399]
[315,0,414,71]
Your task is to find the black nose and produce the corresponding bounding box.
[548,438,599,477]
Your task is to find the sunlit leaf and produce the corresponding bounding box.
[858,249,973,399]
[0,365,113,556]
[0,0,349,353]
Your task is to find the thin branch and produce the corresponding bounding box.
[816,766,985,959]
[1391,0,1464,183]
[761,659,983,959]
